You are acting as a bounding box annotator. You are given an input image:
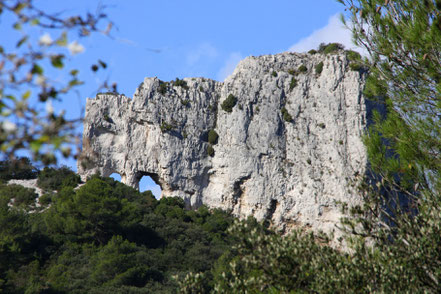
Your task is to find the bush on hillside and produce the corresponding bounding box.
[0,157,38,183]
[0,184,37,209]
[221,94,237,113]
[208,130,219,145]
[281,107,293,122]
[315,61,324,75]
[37,166,81,191]
[318,42,345,54]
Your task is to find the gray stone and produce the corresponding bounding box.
[78,51,378,235]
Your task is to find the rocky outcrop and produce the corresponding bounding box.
[78,51,380,234]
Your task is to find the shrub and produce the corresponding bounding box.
[289,77,298,91]
[160,122,174,133]
[221,94,237,113]
[315,62,324,75]
[199,86,204,92]
[288,69,296,75]
[281,107,293,122]
[97,92,119,96]
[37,166,81,192]
[181,99,190,106]
[272,71,278,77]
[39,193,53,206]
[318,42,345,54]
[346,50,361,61]
[208,130,219,145]
[298,65,307,73]
[0,157,38,182]
[0,184,37,208]
[207,145,215,157]
[349,62,363,71]
[103,113,112,123]
[308,49,317,54]
[318,123,326,129]
[174,78,189,90]
[158,82,167,95]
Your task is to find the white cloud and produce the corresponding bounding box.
[217,52,243,81]
[186,43,218,66]
[289,14,363,54]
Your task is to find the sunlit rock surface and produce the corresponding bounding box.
[79,51,380,235]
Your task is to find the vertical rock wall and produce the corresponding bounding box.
[79,51,380,234]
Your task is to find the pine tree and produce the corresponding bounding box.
[337,0,441,291]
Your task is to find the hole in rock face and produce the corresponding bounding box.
[110,172,122,182]
[138,174,162,199]
[109,172,162,199]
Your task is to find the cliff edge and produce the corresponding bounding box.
[78,51,379,234]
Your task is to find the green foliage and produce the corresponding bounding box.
[174,78,189,90]
[271,71,278,77]
[0,184,37,210]
[337,0,441,292]
[38,193,52,206]
[298,64,307,73]
[318,42,345,54]
[37,166,81,192]
[208,130,219,145]
[97,92,119,96]
[289,77,298,90]
[346,50,361,61]
[180,220,362,293]
[317,122,326,129]
[160,121,174,133]
[103,113,112,122]
[158,82,167,95]
[0,157,37,183]
[315,61,324,75]
[207,145,215,157]
[281,107,292,122]
[221,94,237,113]
[308,49,317,54]
[346,50,364,71]
[0,170,236,293]
[349,62,363,71]
[287,69,296,75]
[180,99,190,106]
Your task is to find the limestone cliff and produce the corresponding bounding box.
[78,51,380,234]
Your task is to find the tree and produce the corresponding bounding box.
[0,0,115,164]
[0,157,37,182]
[336,0,441,291]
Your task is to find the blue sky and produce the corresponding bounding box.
[2,0,356,196]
